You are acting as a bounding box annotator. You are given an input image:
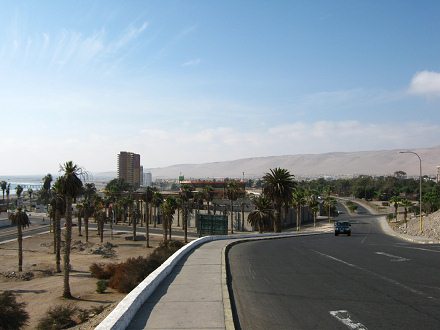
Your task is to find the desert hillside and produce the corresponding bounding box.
[137,146,440,179]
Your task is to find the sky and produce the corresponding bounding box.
[1,0,440,175]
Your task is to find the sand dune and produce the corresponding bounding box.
[139,146,440,179]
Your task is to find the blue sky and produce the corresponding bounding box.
[1,0,440,175]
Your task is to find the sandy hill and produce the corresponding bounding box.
[138,146,440,179]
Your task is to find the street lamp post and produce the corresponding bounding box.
[399,151,423,233]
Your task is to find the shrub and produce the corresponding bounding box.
[37,305,77,330]
[94,240,185,293]
[96,279,108,293]
[90,262,117,280]
[0,291,29,330]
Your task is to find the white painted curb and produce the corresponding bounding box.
[96,231,328,330]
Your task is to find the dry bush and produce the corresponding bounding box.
[37,305,77,330]
[91,240,185,293]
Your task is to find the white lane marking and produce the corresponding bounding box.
[375,251,410,262]
[398,246,440,253]
[329,310,367,329]
[313,250,429,298]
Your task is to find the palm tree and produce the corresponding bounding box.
[305,190,319,228]
[76,203,84,236]
[152,191,163,228]
[6,183,10,209]
[323,189,337,223]
[9,208,31,272]
[83,199,94,242]
[161,197,177,242]
[180,185,193,243]
[94,196,106,243]
[41,174,53,216]
[400,199,413,228]
[59,161,84,299]
[0,181,6,201]
[262,168,295,232]
[226,180,241,234]
[390,196,401,221]
[27,188,33,211]
[248,195,273,233]
[203,186,214,214]
[292,188,305,231]
[51,179,64,273]
[142,187,154,247]
[15,185,24,207]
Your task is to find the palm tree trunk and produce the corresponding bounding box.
[133,212,137,241]
[177,208,180,226]
[85,214,89,243]
[184,207,188,243]
[274,207,282,232]
[78,214,82,236]
[169,214,172,241]
[55,209,61,273]
[18,225,23,272]
[52,212,56,254]
[154,207,157,228]
[313,212,316,228]
[230,201,234,234]
[146,204,150,247]
[63,196,73,299]
[99,216,104,243]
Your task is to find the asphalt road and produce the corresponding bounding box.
[228,208,440,329]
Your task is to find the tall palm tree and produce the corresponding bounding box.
[0,181,6,201]
[292,188,305,231]
[262,168,295,232]
[305,189,319,228]
[161,197,177,242]
[76,203,84,236]
[203,186,214,214]
[390,196,401,221]
[51,178,65,273]
[27,188,33,211]
[248,195,273,233]
[152,191,163,228]
[142,187,154,247]
[400,199,413,227]
[15,185,23,207]
[226,180,241,234]
[6,183,10,209]
[9,208,31,272]
[323,189,337,223]
[59,161,84,299]
[94,195,106,243]
[41,174,53,215]
[180,185,193,243]
[83,199,94,243]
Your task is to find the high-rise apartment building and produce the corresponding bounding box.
[118,151,142,188]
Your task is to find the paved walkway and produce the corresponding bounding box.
[129,239,235,330]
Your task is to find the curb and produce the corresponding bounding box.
[96,230,331,330]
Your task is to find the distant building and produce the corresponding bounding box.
[117,151,142,188]
[143,172,153,187]
[180,179,245,198]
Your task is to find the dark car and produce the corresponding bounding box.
[334,221,351,236]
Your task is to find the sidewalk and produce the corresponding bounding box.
[128,239,235,330]
[122,223,333,330]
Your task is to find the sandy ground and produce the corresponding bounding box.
[0,226,184,329]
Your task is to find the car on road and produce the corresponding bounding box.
[334,221,351,236]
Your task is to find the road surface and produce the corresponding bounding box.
[228,208,440,329]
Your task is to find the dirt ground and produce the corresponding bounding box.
[0,226,182,329]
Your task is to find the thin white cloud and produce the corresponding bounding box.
[409,71,440,97]
[182,58,201,67]
[108,21,149,53]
